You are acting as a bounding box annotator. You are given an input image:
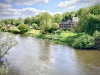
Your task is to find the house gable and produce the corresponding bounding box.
[59,17,78,29]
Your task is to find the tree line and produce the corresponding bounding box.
[0,4,100,35]
[0,4,100,49]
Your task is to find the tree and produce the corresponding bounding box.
[32,23,38,29]
[15,19,23,26]
[62,12,74,21]
[53,13,62,23]
[0,22,5,28]
[52,23,59,30]
[30,16,35,24]
[0,36,17,75]
[18,24,29,33]
[74,8,89,32]
[86,13,100,35]
[0,36,17,58]
[11,19,16,25]
[24,17,31,25]
[75,4,100,34]
[31,15,41,26]
[40,12,52,34]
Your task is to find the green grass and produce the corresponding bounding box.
[26,29,81,46]
[26,29,40,36]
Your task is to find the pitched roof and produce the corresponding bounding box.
[59,17,78,25]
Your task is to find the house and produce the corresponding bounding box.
[59,17,79,29]
[6,24,16,28]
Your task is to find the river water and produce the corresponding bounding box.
[0,32,100,75]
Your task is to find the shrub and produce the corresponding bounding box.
[93,31,100,49]
[72,34,95,49]
[18,24,29,34]
[32,23,38,29]
[1,27,7,32]
[52,23,59,30]
[11,28,20,34]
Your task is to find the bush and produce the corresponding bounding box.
[93,31,100,49]
[1,27,7,32]
[32,23,38,29]
[18,24,29,34]
[72,34,95,49]
[52,23,59,30]
[11,28,20,34]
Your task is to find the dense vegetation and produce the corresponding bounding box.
[0,4,100,49]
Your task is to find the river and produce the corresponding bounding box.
[0,32,100,75]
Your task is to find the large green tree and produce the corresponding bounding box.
[86,13,100,35]
[24,17,31,25]
[40,12,52,34]
[62,12,75,21]
[53,13,62,23]
[18,24,29,33]
[75,4,100,35]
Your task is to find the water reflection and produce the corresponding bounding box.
[39,40,50,61]
[74,50,100,75]
[0,32,100,75]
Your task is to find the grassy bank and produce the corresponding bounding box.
[26,29,81,46]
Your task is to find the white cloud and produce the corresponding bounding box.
[0,3,12,9]
[0,3,62,20]
[5,0,49,5]
[57,0,79,9]
[57,0,100,9]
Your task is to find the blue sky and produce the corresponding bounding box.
[0,0,100,20]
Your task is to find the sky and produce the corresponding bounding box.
[0,0,100,20]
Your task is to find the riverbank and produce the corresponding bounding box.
[25,29,100,49]
[1,29,100,49]
[26,29,81,46]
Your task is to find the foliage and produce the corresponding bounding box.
[30,16,40,26]
[32,23,38,29]
[10,19,16,25]
[40,12,52,34]
[62,12,75,21]
[53,14,62,23]
[86,13,100,35]
[72,34,95,49]
[52,23,59,30]
[18,24,29,33]
[11,28,20,34]
[75,8,89,32]
[93,31,100,49]
[0,65,9,75]
[24,17,31,25]
[0,36,17,58]
[1,27,7,32]
[15,20,23,26]
[0,36,17,75]
[0,23,5,28]
[75,4,100,35]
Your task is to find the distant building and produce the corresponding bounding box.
[6,24,16,28]
[59,17,79,29]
